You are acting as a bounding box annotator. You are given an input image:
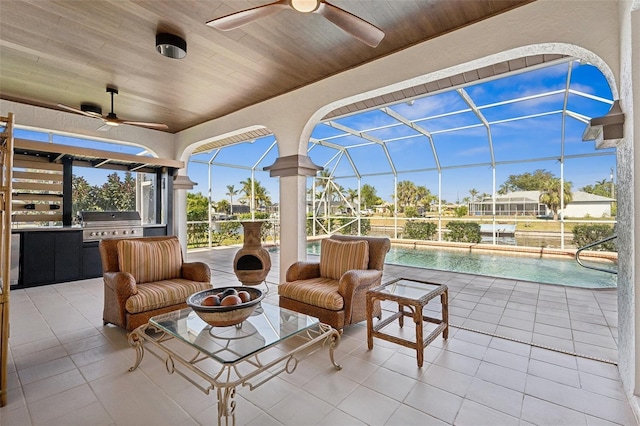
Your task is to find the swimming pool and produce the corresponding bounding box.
[306,241,617,289]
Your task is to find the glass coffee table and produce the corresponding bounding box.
[366,278,448,367]
[128,302,341,425]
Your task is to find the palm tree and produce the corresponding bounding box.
[469,188,479,202]
[240,178,269,211]
[539,178,573,220]
[226,185,238,215]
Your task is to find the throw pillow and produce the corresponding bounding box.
[117,238,183,283]
[319,238,369,281]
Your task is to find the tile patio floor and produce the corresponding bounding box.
[1,245,635,425]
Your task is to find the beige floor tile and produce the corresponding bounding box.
[531,332,576,353]
[483,347,529,373]
[17,356,77,386]
[304,369,360,406]
[0,405,32,426]
[381,351,426,379]
[317,408,367,426]
[39,401,113,426]
[581,391,638,425]
[488,336,531,357]
[475,361,527,392]
[419,363,474,397]
[26,384,98,425]
[335,386,400,426]
[384,404,448,426]
[524,375,584,412]
[454,399,520,426]
[520,395,587,425]
[403,381,463,424]
[578,371,627,401]
[441,338,488,360]
[22,369,86,404]
[433,349,481,376]
[527,359,581,387]
[465,378,524,418]
[363,365,419,401]
[529,346,577,369]
[269,389,334,425]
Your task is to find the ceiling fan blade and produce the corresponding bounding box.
[206,0,288,31]
[57,103,102,118]
[316,2,384,47]
[121,121,169,130]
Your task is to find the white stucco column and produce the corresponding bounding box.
[172,174,197,256]
[264,155,322,282]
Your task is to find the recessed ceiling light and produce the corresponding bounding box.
[156,33,187,59]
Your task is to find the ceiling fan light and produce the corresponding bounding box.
[104,121,120,127]
[290,0,319,13]
[156,33,187,59]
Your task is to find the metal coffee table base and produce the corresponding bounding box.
[128,321,341,426]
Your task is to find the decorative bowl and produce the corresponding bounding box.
[186,287,264,327]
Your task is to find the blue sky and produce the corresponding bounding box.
[188,60,615,205]
[17,60,616,205]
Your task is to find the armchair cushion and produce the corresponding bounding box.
[278,277,343,311]
[125,278,211,314]
[319,239,369,281]
[117,238,182,284]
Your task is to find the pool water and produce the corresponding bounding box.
[306,242,617,289]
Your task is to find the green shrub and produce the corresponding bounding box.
[186,222,209,248]
[572,224,616,251]
[404,221,437,240]
[454,205,468,217]
[445,221,481,243]
[337,217,370,235]
[404,206,420,218]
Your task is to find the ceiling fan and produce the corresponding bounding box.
[57,87,169,131]
[206,0,385,47]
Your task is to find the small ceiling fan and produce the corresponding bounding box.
[206,0,385,47]
[57,87,169,131]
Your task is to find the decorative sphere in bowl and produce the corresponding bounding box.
[187,287,264,327]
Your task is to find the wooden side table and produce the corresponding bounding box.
[366,278,448,367]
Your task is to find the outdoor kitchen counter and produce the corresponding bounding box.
[11,228,83,288]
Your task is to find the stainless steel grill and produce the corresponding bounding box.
[78,211,143,242]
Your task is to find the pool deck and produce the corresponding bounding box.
[192,245,618,364]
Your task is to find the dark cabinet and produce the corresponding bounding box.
[82,241,103,279]
[21,230,83,287]
[143,225,167,237]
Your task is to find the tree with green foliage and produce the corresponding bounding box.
[581,178,614,198]
[186,192,210,221]
[396,180,417,212]
[454,205,468,217]
[216,199,230,215]
[226,184,238,214]
[404,206,420,218]
[98,172,136,211]
[360,184,382,210]
[539,178,573,220]
[240,177,270,210]
[72,175,99,217]
[498,169,556,194]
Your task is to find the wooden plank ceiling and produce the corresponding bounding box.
[0,0,533,134]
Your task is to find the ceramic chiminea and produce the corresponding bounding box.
[233,221,271,285]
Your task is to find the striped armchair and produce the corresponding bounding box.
[278,235,390,331]
[99,236,211,331]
